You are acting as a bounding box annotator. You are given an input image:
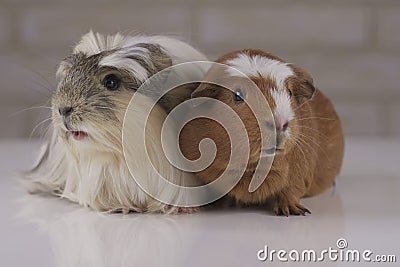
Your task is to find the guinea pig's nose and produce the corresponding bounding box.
[276,121,289,132]
[59,106,74,117]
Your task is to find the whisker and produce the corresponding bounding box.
[287,137,307,163]
[29,117,52,140]
[296,125,328,139]
[35,122,53,143]
[290,133,318,156]
[84,113,122,127]
[296,132,323,152]
[293,116,334,121]
[9,106,52,118]
[26,67,56,92]
[292,139,317,162]
[291,97,314,112]
[293,132,327,159]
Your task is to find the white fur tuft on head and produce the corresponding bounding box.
[226,53,294,90]
[73,30,126,56]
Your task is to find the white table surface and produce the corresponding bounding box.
[0,138,399,267]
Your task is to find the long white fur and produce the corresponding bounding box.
[226,53,294,90]
[27,94,192,212]
[23,31,208,213]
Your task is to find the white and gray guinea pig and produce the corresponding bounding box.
[23,31,208,214]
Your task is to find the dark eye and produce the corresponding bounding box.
[103,74,120,91]
[288,89,293,97]
[233,89,245,104]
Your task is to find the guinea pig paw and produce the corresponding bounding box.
[176,207,199,214]
[290,203,311,216]
[273,205,290,217]
[273,199,311,216]
[166,206,199,215]
[122,208,130,215]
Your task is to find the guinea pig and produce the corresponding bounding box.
[179,49,344,216]
[22,31,208,214]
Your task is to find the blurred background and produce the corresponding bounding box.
[0,0,399,139]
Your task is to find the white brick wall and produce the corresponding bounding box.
[300,52,400,99]
[20,6,192,51]
[0,0,399,138]
[195,6,370,54]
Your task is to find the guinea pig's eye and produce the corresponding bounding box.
[103,74,120,91]
[233,89,245,104]
[288,89,293,97]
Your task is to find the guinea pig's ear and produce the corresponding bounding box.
[99,43,172,84]
[189,83,219,107]
[191,83,219,99]
[122,43,172,78]
[286,66,316,104]
[139,43,173,75]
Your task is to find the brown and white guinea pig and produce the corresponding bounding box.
[179,49,344,216]
[22,31,208,214]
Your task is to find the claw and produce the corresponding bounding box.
[273,198,311,216]
[122,208,130,215]
[295,203,311,215]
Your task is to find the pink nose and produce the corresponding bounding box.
[276,121,289,132]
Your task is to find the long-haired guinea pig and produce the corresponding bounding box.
[180,49,344,216]
[22,31,208,214]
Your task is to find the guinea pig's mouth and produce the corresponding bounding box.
[69,130,88,141]
[261,146,276,156]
